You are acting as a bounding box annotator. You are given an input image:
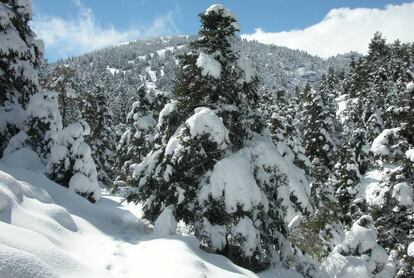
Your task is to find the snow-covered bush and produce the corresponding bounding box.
[322,215,395,277]
[47,121,101,203]
[25,90,62,161]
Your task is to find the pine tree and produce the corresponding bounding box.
[267,89,310,174]
[79,84,116,185]
[46,120,101,203]
[0,0,43,155]
[40,65,82,126]
[114,85,167,188]
[25,90,62,162]
[126,4,312,272]
[302,82,340,209]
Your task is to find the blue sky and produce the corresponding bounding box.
[31,0,414,60]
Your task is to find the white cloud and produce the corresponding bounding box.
[241,2,414,58]
[31,1,180,60]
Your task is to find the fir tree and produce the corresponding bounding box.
[40,65,81,126]
[0,0,43,155]
[80,84,116,185]
[126,4,312,272]
[114,85,167,188]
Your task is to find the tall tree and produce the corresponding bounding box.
[126,4,312,272]
[0,0,43,155]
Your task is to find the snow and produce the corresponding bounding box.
[405,149,414,162]
[248,137,311,222]
[238,57,257,83]
[46,121,101,202]
[16,0,32,18]
[201,218,227,250]
[199,136,311,223]
[158,100,178,128]
[0,244,57,278]
[0,160,296,278]
[231,217,260,257]
[186,107,229,146]
[408,242,414,257]
[371,128,399,156]
[322,216,395,277]
[0,103,26,134]
[26,90,63,142]
[165,107,229,159]
[358,168,387,207]
[106,66,121,75]
[205,4,240,30]
[406,81,414,91]
[199,148,265,213]
[392,183,414,207]
[154,206,177,237]
[288,215,302,230]
[0,146,44,171]
[196,52,222,78]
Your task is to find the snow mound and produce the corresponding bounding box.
[199,148,265,213]
[154,206,177,237]
[0,146,44,171]
[0,168,89,277]
[371,128,399,156]
[186,107,229,146]
[1,162,297,277]
[0,244,57,278]
[196,52,222,79]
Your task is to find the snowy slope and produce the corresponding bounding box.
[0,152,302,278]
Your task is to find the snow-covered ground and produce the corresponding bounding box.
[0,152,301,278]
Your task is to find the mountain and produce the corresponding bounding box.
[46,36,356,126]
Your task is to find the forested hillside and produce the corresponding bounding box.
[1,1,413,277]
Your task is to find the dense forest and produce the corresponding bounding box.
[1,1,413,277]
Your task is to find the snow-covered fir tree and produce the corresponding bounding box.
[322,215,395,277]
[266,89,311,175]
[40,65,82,126]
[46,120,101,203]
[125,4,313,273]
[0,0,43,155]
[80,84,116,185]
[114,85,168,188]
[334,34,414,277]
[302,83,340,206]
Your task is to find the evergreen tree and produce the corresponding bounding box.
[80,84,116,185]
[0,0,43,155]
[40,65,81,126]
[25,90,62,162]
[126,4,312,272]
[114,85,167,188]
[46,120,101,203]
[322,215,395,277]
[302,82,340,208]
[267,89,311,174]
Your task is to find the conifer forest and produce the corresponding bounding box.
[0,1,413,277]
